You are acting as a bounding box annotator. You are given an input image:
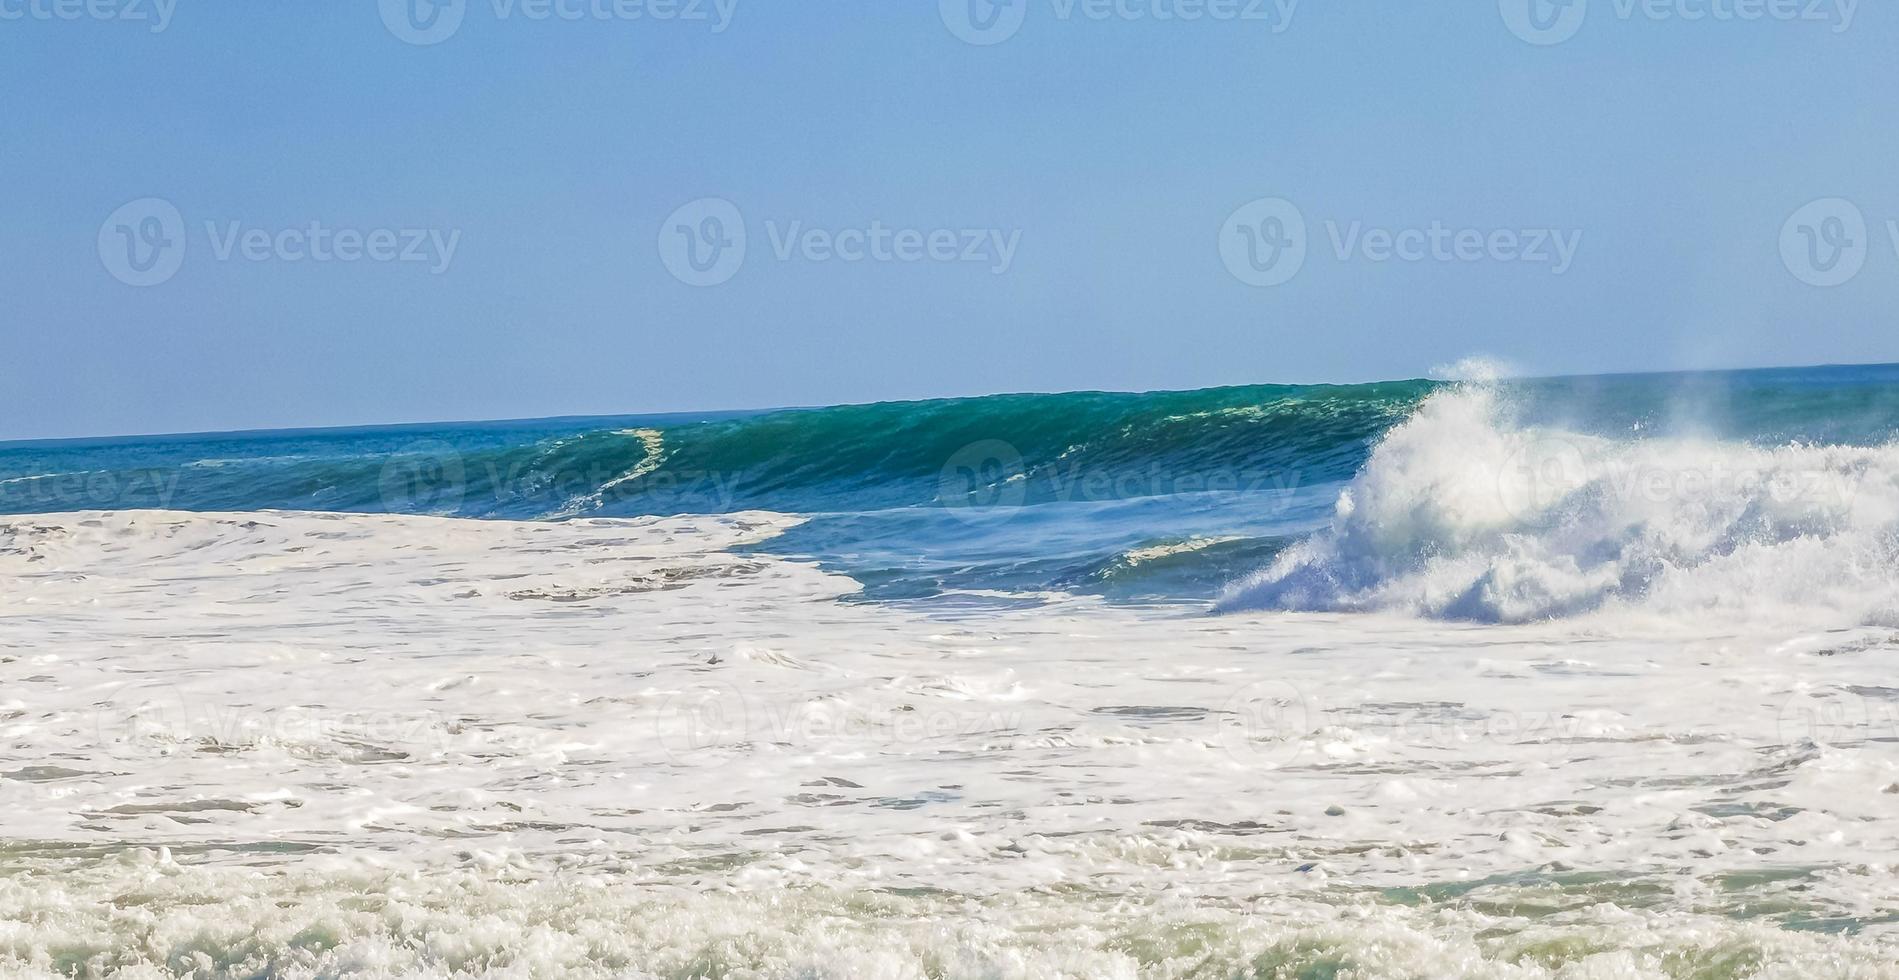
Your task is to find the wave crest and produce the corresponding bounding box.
[1216,384,1899,624]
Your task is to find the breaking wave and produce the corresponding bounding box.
[1218,381,1899,624]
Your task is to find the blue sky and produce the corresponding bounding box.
[3,0,1896,440]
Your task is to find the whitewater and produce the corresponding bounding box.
[1219,381,1899,626]
[4,365,1899,977]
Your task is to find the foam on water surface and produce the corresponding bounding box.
[1220,384,1899,625]
[3,510,1898,977]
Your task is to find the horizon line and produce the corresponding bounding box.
[5,357,1895,449]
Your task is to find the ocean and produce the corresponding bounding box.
[3,364,1898,977]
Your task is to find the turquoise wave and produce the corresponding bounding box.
[4,364,1896,605]
[0,379,1436,520]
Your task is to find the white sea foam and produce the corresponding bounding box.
[4,510,1899,976]
[4,863,1898,979]
[1219,383,1899,625]
[552,427,669,517]
[1110,535,1242,568]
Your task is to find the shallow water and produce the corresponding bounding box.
[3,510,1897,977]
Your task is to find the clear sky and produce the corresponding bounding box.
[4,1,1896,440]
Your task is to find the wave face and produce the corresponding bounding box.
[0,381,1426,604]
[5,363,1899,611]
[0,382,1425,517]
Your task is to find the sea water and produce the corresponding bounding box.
[3,365,1898,977]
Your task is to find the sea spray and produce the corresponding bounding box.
[1217,379,1899,624]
